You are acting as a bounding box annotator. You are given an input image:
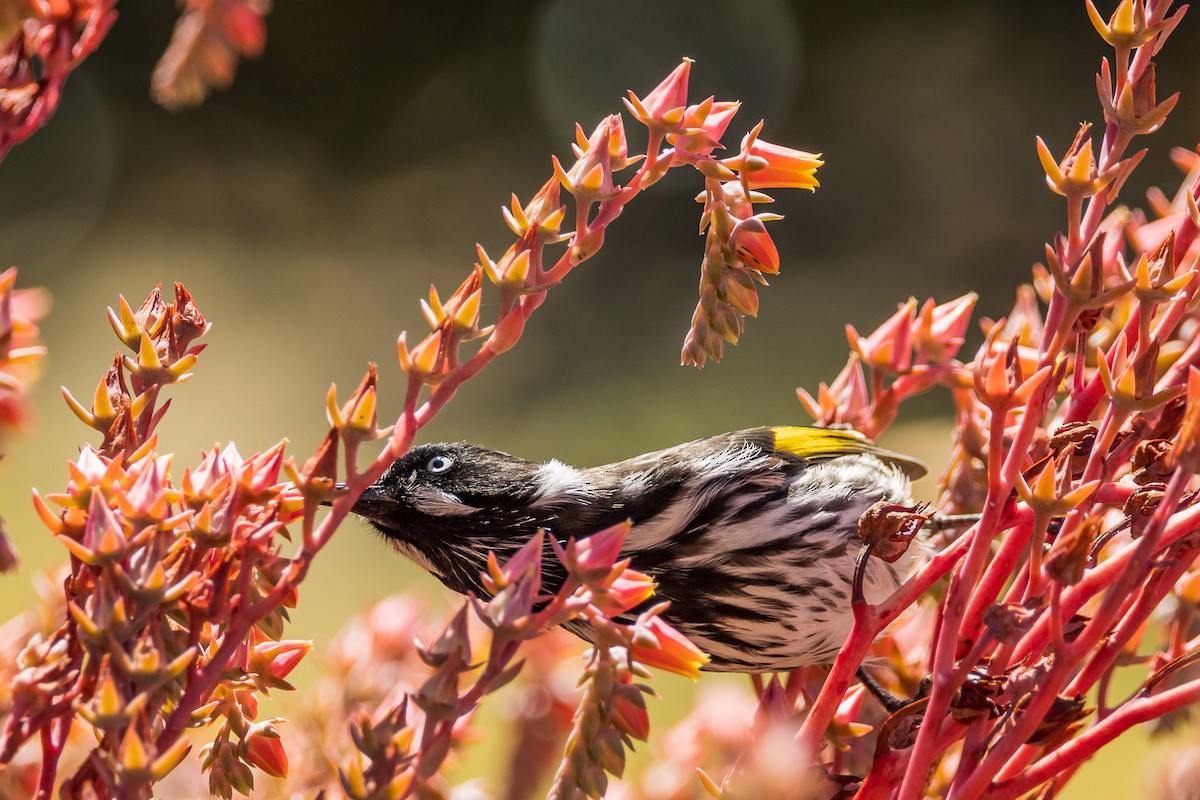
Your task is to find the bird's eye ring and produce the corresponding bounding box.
[426,454,455,474]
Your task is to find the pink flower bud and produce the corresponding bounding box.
[610,678,651,741]
[252,639,311,681]
[670,98,740,156]
[624,59,691,131]
[915,293,978,364]
[728,216,780,274]
[244,725,289,779]
[847,298,917,373]
[565,520,631,580]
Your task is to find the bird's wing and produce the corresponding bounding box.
[770,426,928,479]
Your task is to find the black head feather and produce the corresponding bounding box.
[351,443,551,595]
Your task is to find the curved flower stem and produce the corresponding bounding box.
[979,677,1200,800]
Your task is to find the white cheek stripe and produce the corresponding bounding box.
[393,540,442,577]
[410,487,479,517]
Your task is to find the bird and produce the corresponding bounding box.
[349,426,928,673]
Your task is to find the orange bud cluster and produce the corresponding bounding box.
[0,286,334,797]
[789,6,1200,798]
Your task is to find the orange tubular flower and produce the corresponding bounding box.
[630,615,709,679]
[725,121,823,191]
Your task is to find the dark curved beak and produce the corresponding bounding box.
[321,482,400,525]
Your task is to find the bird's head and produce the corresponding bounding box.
[349,442,546,593]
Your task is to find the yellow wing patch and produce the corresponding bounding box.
[771,426,928,479]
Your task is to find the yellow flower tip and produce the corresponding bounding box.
[410,333,441,377]
[62,386,98,428]
[1067,138,1096,184]
[144,561,166,593]
[1112,0,1137,38]
[580,163,605,193]
[453,288,482,332]
[168,353,198,379]
[697,768,724,798]
[551,155,573,191]
[349,386,377,430]
[120,725,151,772]
[504,249,532,287]
[92,376,117,419]
[32,491,63,534]
[137,332,162,371]
[68,601,101,637]
[128,392,151,422]
[1134,254,1153,291]
[151,739,192,780]
[1085,0,1109,38]
[984,354,1009,399]
[395,333,412,374]
[623,90,648,120]
[97,673,125,716]
[541,205,567,236]
[1036,136,1066,189]
[57,533,99,565]
[342,756,368,795]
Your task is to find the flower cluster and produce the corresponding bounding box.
[784,3,1200,799]
[0,0,115,164]
[0,285,325,799]
[0,57,813,797]
[395,56,822,405]
[323,523,705,800]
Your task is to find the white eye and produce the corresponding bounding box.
[426,454,455,474]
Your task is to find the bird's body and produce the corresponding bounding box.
[352,426,927,672]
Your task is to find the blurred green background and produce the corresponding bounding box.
[2,0,1199,796]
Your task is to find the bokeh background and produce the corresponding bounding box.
[2,0,1199,795]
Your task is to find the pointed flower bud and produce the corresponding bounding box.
[727,215,780,274]
[847,298,917,373]
[485,530,544,593]
[1098,60,1178,137]
[624,58,691,133]
[243,722,289,778]
[554,116,622,204]
[1013,457,1100,518]
[481,244,534,294]
[593,571,656,615]
[287,428,340,502]
[563,520,631,582]
[328,365,393,440]
[1085,0,1181,50]
[669,98,741,156]
[609,676,651,740]
[423,268,489,341]
[797,355,870,427]
[503,177,568,241]
[1036,125,1119,200]
[251,639,312,683]
[915,293,978,364]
